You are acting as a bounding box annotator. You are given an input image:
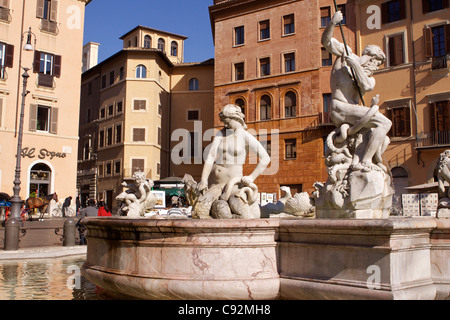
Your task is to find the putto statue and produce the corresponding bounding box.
[314,11,394,219]
[116,172,157,217]
[437,150,450,218]
[184,104,270,219]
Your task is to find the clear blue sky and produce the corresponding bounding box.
[83,0,215,63]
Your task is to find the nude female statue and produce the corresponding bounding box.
[184,104,270,219]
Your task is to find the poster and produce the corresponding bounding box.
[151,190,166,209]
[402,194,420,216]
[420,193,438,217]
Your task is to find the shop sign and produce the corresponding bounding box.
[21,147,67,160]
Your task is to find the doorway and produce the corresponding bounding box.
[29,163,52,198]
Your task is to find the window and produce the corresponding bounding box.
[98,163,104,177]
[321,47,332,66]
[234,26,245,46]
[36,106,50,132]
[158,127,162,145]
[157,163,161,175]
[109,70,115,85]
[235,98,246,116]
[337,4,347,25]
[285,139,297,159]
[105,162,112,176]
[260,95,272,120]
[189,78,199,91]
[144,35,151,49]
[320,7,331,28]
[424,24,450,68]
[388,106,411,137]
[37,0,57,21]
[131,159,145,175]
[100,107,106,119]
[134,36,138,47]
[260,57,271,77]
[99,130,104,148]
[119,67,124,80]
[101,74,106,88]
[234,62,244,81]
[133,128,146,142]
[29,104,58,134]
[285,91,297,118]
[262,140,271,157]
[187,110,200,121]
[322,93,332,123]
[158,38,165,52]
[382,0,406,24]
[83,141,90,161]
[388,34,405,66]
[0,42,13,79]
[0,0,10,22]
[283,14,295,35]
[115,124,122,144]
[430,100,450,132]
[136,65,147,78]
[259,20,270,40]
[423,0,449,13]
[107,104,114,117]
[34,51,62,88]
[133,100,146,111]
[114,160,122,175]
[116,101,123,114]
[284,53,295,72]
[171,41,178,56]
[106,127,113,146]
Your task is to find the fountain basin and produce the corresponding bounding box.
[81,217,280,300]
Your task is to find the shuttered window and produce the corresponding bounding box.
[132,128,146,142]
[283,14,295,35]
[133,100,146,111]
[259,20,270,40]
[388,106,411,137]
[388,34,404,66]
[131,159,145,175]
[29,104,58,134]
[33,50,61,77]
[382,0,406,24]
[37,0,58,21]
[424,24,450,58]
[422,0,449,13]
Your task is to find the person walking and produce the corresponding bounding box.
[97,200,112,217]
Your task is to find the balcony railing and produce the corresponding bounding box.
[39,19,59,35]
[37,73,55,89]
[0,7,11,23]
[319,112,333,126]
[416,131,450,149]
[432,54,449,71]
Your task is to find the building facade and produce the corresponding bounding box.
[77,26,214,210]
[209,0,356,196]
[354,0,449,201]
[0,0,90,203]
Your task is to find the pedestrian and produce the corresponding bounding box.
[77,199,97,245]
[76,196,81,215]
[62,196,72,217]
[97,200,112,217]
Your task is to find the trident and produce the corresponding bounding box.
[333,0,366,106]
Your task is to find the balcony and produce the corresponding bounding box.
[0,7,11,23]
[39,19,59,35]
[432,54,449,71]
[416,131,450,149]
[319,112,334,126]
[37,73,55,89]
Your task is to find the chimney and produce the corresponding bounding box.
[82,42,100,72]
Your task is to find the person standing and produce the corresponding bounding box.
[77,199,97,245]
[97,201,112,217]
[62,196,72,217]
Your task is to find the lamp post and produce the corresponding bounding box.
[4,28,35,251]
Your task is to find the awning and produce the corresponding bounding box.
[405,181,448,193]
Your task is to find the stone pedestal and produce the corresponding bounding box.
[278,218,441,300]
[315,169,393,219]
[82,217,280,300]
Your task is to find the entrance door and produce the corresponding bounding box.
[29,163,51,198]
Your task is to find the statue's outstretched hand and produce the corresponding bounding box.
[331,11,343,25]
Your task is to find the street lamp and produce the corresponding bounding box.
[4,28,36,251]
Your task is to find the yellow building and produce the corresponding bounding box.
[77,26,214,210]
[0,0,90,205]
[354,0,449,201]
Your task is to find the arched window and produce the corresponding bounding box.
[260,95,272,120]
[158,38,165,52]
[235,98,246,116]
[285,91,297,118]
[171,41,178,57]
[189,78,199,91]
[144,35,151,49]
[29,163,52,198]
[136,65,147,78]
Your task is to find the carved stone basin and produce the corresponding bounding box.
[81,217,280,300]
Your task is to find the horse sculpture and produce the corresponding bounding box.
[25,193,58,221]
